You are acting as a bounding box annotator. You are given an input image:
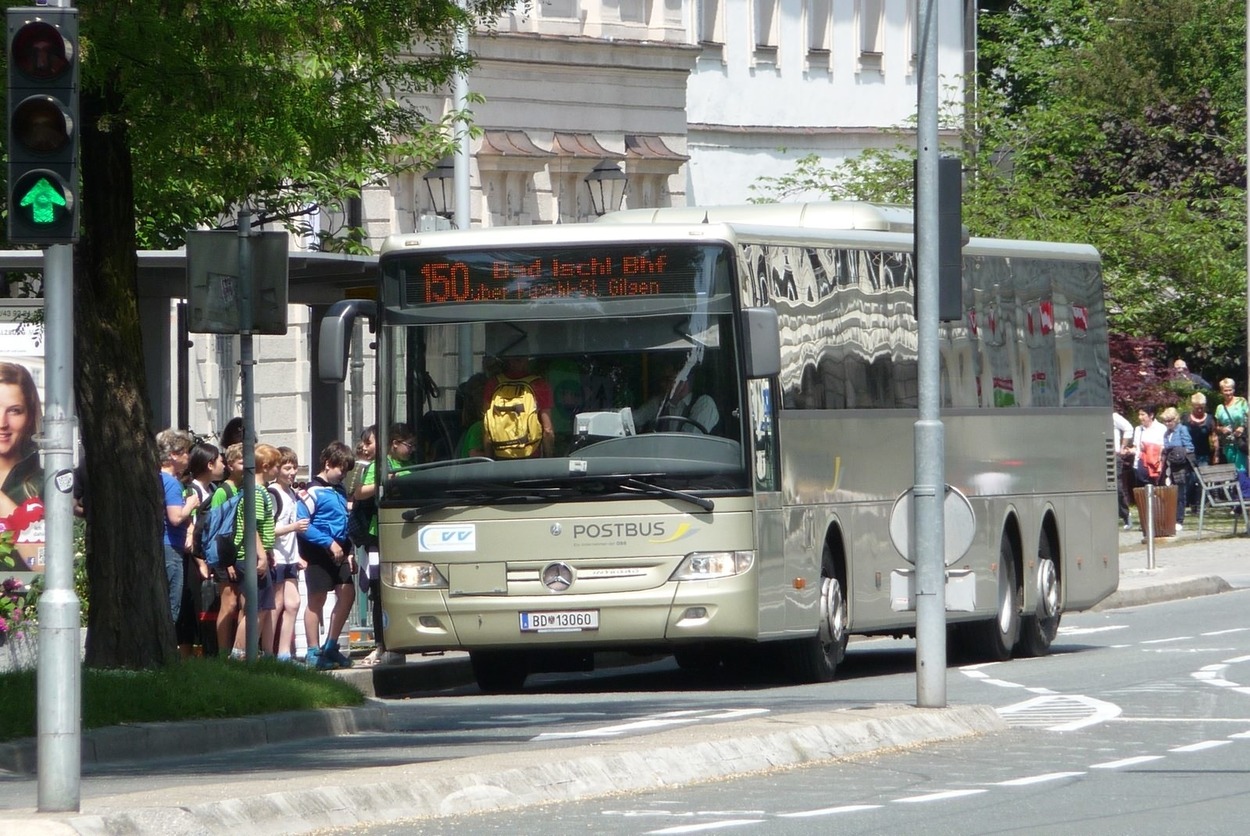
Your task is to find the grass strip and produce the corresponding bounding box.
[0,657,365,743]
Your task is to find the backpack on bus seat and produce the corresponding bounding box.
[484,374,542,459]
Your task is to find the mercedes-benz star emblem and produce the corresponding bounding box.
[542,562,574,592]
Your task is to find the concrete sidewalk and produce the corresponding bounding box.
[2,523,1246,835]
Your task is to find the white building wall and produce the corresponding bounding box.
[686,0,965,204]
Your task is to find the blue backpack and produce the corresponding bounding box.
[195,486,244,569]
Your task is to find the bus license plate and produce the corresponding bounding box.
[519,610,599,633]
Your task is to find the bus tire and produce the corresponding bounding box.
[968,531,1020,662]
[782,547,848,683]
[1017,529,1061,657]
[470,650,528,694]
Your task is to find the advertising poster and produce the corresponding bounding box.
[0,301,45,573]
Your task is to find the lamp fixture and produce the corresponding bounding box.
[422,156,456,219]
[584,159,628,217]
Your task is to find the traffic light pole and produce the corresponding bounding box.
[37,243,81,811]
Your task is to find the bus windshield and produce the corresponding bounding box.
[378,241,749,504]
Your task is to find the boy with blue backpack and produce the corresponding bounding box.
[297,440,356,669]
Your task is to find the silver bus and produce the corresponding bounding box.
[320,202,1119,692]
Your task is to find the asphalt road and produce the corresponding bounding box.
[331,589,1250,835]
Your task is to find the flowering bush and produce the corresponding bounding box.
[0,577,27,641]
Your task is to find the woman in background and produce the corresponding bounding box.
[0,362,44,570]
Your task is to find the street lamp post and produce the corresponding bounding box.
[423,156,456,221]
[584,160,628,217]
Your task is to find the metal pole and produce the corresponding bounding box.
[238,211,259,660]
[455,3,474,384]
[350,322,365,443]
[914,0,946,709]
[36,243,80,811]
[1145,483,1156,569]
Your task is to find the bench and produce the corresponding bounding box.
[1193,464,1249,538]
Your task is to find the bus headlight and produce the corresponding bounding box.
[390,562,449,589]
[669,551,754,581]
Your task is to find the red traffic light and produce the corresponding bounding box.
[10,20,72,81]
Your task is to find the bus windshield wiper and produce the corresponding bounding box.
[401,487,562,521]
[620,477,714,512]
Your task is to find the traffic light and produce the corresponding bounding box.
[6,7,78,245]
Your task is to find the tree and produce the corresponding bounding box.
[751,0,1247,384]
[54,1,512,669]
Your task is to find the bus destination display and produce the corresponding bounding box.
[407,245,708,305]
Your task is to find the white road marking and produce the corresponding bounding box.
[1202,629,1250,637]
[1057,625,1130,636]
[1229,730,1250,738]
[534,708,769,741]
[893,789,988,804]
[779,804,882,817]
[1169,740,1232,753]
[997,694,1122,731]
[995,771,1085,786]
[647,821,763,834]
[1091,755,1164,769]
[1141,636,1192,644]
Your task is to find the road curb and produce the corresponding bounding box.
[0,703,390,776]
[1093,575,1234,611]
[54,704,1003,835]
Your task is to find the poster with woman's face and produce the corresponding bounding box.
[0,302,44,573]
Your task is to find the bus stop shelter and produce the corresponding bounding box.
[0,248,379,461]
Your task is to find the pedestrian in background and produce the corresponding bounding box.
[183,441,223,656]
[1114,412,1133,529]
[1128,406,1166,487]
[1184,392,1217,511]
[354,424,411,666]
[269,447,307,661]
[298,441,357,669]
[1215,378,1248,474]
[210,443,246,656]
[1160,407,1193,531]
[157,429,199,624]
[228,443,280,658]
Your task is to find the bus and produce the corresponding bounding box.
[320,201,1119,692]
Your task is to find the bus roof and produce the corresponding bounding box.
[380,202,1099,263]
[599,201,916,232]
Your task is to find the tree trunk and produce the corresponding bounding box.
[75,79,177,668]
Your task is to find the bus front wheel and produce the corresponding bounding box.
[782,548,848,683]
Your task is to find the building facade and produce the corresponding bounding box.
[173,0,968,464]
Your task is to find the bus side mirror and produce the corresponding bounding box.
[741,307,780,379]
[318,299,376,383]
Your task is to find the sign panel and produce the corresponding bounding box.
[186,230,290,334]
[0,300,45,572]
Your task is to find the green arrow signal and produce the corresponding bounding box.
[18,177,68,224]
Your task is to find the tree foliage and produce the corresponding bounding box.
[751,0,1247,385]
[3,0,512,669]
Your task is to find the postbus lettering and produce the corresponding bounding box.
[572,521,667,539]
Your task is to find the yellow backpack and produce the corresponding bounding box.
[484,375,542,458]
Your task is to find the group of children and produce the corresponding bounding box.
[159,428,361,668]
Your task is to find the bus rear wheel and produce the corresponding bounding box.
[1017,530,1061,657]
[965,531,1020,662]
[782,548,848,683]
[470,650,529,694]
